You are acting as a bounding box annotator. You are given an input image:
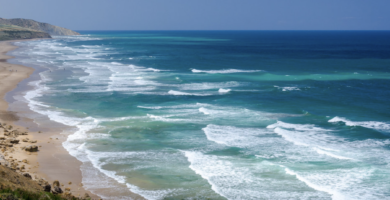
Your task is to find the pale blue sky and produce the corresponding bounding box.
[0,0,389,30]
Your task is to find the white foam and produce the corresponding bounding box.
[183,151,232,199]
[267,121,354,160]
[138,103,207,110]
[97,115,147,122]
[191,69,263,73]
[255,154,282,159]
[283,167,346,200]
[218,88,231,93]
[137,106,164,110]
[274,86,300,91]
[202,124,270,147]
[147,68,161,72]
[85,150,184,200]
[126,184,183,200]
[139,104,281,126]
[273,127,310,147]
[179,82,242,91]
[313,148,354,160]
[19,38,172,94]
[266,121,324,131]
[140,103,282,126]
[168,90,191,95]
[147,114,164,120]
[146,114,192,123]
[168,90,211,96]
[282,165,384,200]
[146,68,170,72]
[184,151,327,199]
[329,117,390,133]
[198,107,210,115]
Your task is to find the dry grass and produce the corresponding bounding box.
[0,165,86,200]
[0,24,39,32]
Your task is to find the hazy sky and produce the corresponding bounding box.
[1,0,389,30]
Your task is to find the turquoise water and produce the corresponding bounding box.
[10,31,390,199]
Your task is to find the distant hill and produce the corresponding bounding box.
[0,24,51,41]
[0,18,80,36]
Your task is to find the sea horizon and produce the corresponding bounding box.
[73,30,390,32]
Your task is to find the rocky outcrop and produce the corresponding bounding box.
[22,172,32,179]
[23,145,38,152]
[51,180,63,194]
[0,18,79,36]
[6,138,19,144]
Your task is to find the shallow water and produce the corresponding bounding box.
[9,31,390,199]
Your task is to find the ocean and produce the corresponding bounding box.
[9,31,390,199]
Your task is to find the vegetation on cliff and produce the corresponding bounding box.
[0,165,90,200]
[0,18,79,36]
[0,24,51,41]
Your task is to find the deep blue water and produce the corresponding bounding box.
[10,31,390,200]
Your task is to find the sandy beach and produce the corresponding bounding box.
[0,40,100,199]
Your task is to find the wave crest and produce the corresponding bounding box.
[191,69,263,74]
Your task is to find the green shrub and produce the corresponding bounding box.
[0,187,78,200]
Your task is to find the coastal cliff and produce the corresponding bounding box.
[0,24,51,41]
[0,18,80,36]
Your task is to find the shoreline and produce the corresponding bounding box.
[0,39,100,199]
